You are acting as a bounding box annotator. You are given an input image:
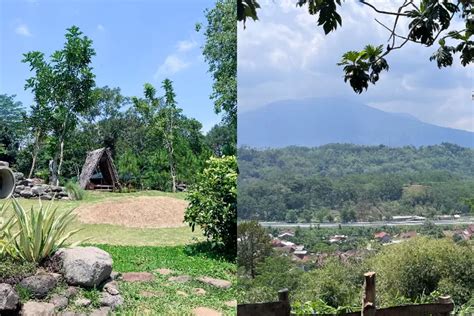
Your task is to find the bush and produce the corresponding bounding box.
[65,181,85,200]
[369,237,474,306]
[184,156,237,257]
[3,198,82,263]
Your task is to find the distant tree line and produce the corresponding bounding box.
[238,144,474,221]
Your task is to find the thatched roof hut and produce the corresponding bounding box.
[79,148,121,190]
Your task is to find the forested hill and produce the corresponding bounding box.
[238,144,474,221]
[238,98,474,148]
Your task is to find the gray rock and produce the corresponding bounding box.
[100,292,123,310]
[55,247,113,288]
[90,307,112,316]
[13,172,24,181]
[110,271,121,280]
[197,276,232,289]
[15,184,25,192]
[31,185,45,196]
[51,186,63,192]
[74,298,91,307]
[0,161,9,167]
[0,283,19,311]
[168,275,191,283]
[19,274,57,299]
[40,194,53,200]
[21,301,55,316]
[49,294,68,310]
[103,281,119,295]
[19,189,33,198]
[65,286,79,298]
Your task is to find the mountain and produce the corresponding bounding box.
[238,98,474,148]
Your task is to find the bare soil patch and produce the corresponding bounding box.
[75,196,188,228]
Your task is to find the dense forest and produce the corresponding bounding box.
[238,144,474,221]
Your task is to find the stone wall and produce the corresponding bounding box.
[11,172,70,200]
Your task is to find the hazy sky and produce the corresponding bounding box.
[238,0,473,132]
[0,0,220,132]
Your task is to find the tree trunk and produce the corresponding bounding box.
[56,136,65,186]
[28,131,41,179]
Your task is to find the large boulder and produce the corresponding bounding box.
[0,283,19,311]
[54,247,113,288]
[19,274,57,299]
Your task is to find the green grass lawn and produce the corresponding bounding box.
[96,244,236,315]
[3,190,203,246]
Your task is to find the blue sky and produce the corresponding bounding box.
[0,0,220,132]
[238,0,473,132]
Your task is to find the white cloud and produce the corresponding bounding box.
[15,24,32,37]
[97,24,105,32]
[238,0,472,131]
[154,55,190,79]
[177,40,197,52]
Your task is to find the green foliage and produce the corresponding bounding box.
[65,181,85,200]
[199,0,236,154]
[184,156,237,257]
[15,284,33,303]
[0,94,26,163]
[239,144,474,221]
[239,255,304,303]
[237,221,273,278]
[22,25,96,184]
[369,237,474,306]
[296,258,362,308]
[3,199,81,263]
[338,45,389,94]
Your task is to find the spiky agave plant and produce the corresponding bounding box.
[0,203,14,257]
[4,198,82,263]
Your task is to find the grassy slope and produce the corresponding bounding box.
[3,190,203,246]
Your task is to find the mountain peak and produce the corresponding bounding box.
[238,98,473,148]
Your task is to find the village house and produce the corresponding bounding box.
[374,231,391,243]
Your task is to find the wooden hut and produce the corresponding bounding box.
[79,148,121,191]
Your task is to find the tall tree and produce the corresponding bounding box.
[161,79,179,192]
[0,95,26,163]
[198,0,237,154]
[22,26,96,185]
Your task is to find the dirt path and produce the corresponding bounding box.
[75,196,188,228]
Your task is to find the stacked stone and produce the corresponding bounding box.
[11,172,69,200]
[0,247,123,315]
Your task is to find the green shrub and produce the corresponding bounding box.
[369,237,474,306]
[65,181,85,200]
[4,198,82,263]
[184,156,237,257]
